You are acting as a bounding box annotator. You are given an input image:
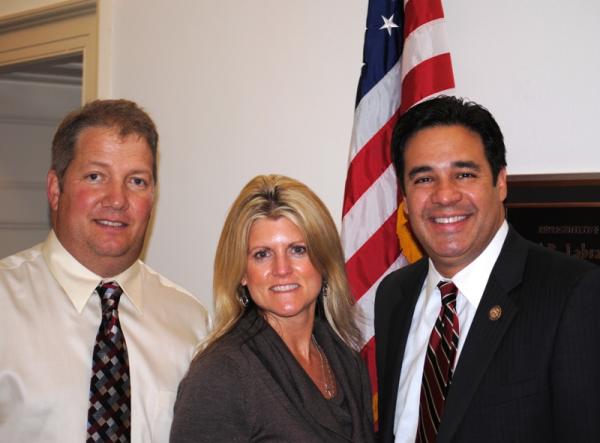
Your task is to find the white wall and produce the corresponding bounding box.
[445,1,600,174]
[104,0,600,309]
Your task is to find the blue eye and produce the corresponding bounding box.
[291,245,307,256]
[253,249,269,260]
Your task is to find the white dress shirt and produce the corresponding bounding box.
[393,221,509,442]
[0,231,208,443]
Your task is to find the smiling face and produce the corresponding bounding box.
[241,216,323,328]
[47,126,155,277]
[402,124,507,277]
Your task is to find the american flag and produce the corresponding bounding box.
[341,0,455,421]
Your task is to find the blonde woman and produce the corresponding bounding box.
[170,175,374,442]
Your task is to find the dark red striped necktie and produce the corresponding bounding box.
[416,280,460,443]
[87,282,131,442]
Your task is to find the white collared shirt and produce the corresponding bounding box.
[0,231,208,442]
[393,221,509,442]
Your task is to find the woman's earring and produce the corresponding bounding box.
[238,286,250,308]
[321,279,329,297]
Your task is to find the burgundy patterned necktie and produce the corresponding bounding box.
[416,281,460,443]
[87,282,131,442]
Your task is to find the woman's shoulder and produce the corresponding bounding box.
[188,313,266,375]
[172,321,261,440]
[183,343,241,389]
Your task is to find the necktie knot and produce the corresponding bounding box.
[437,280,458,306]
[97,282,123,313]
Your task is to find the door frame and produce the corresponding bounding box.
[0,0,98,103]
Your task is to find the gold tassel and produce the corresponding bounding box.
[396,201,423,264]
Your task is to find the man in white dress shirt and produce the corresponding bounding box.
[0,99,208,442]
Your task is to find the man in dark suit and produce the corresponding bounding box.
[375,96,600,443]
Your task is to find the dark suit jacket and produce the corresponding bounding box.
[170,308,375,442]
[375,227,600,443]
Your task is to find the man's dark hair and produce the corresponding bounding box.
[51,99,159,186]
[391,95,507,192]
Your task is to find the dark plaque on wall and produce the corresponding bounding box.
[506,173,600,266]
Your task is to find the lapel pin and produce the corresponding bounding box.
[488,305,502,321]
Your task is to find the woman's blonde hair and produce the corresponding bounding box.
[202,174,362,353]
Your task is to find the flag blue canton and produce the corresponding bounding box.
[356,0,404,105]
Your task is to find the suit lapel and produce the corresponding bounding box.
[380,260,428,440]
[437,228,529,443]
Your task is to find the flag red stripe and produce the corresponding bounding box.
[342,111,400,216]
[404,0,445,39]
[346,213,401,298]
[400,53,454,114]
[360,337,379,418]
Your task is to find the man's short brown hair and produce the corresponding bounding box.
[51,99,159,186]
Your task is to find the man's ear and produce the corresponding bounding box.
[496,167,508,202]
[47,170,61,211]
[401,198,409,215]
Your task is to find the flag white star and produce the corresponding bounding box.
[379,15,399,36]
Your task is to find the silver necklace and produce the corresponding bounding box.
[312,335,336,399]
